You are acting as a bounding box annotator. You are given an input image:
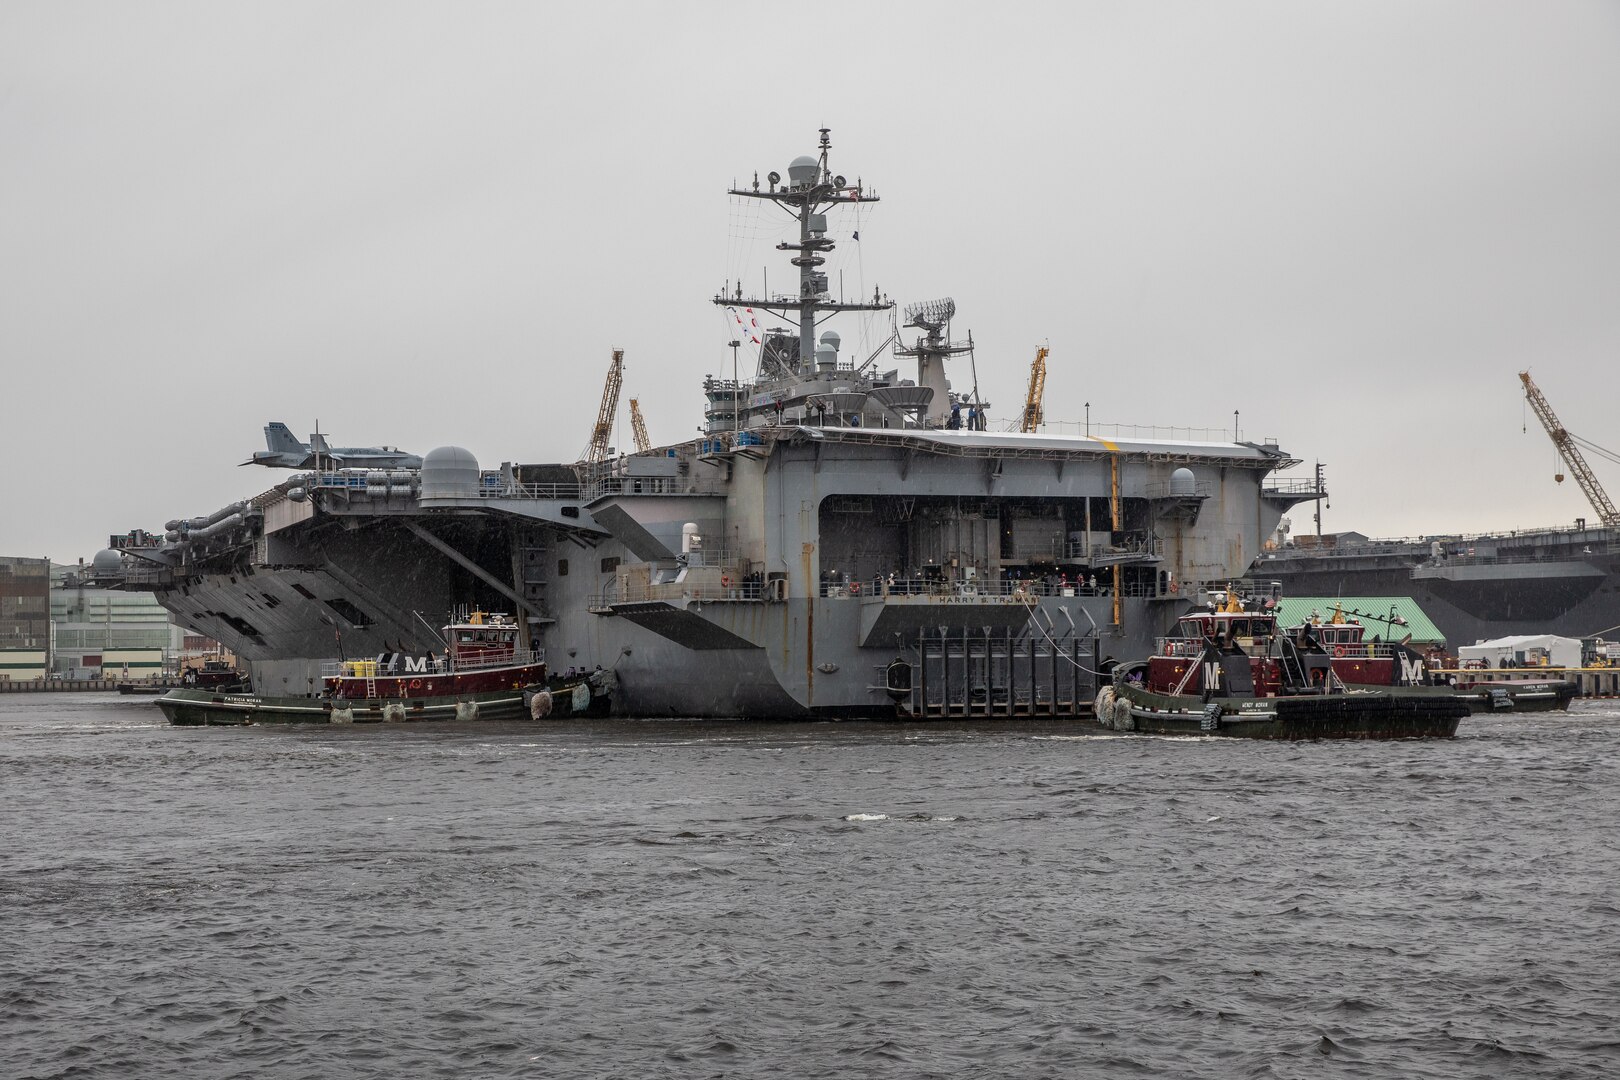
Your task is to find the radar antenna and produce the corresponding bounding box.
[904,297,956,332]
[895,296,982,425]
[1520,370,1619,526]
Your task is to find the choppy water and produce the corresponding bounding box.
[3,694,1619,1079]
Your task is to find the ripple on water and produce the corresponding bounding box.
[2,698,1620,1077]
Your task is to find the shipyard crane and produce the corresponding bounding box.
[1519,370,1620,527]
[1020,346,1048,433]
[629,398,652,454]
[583,349,625,466]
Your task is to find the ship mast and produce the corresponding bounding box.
[715,128,892,374]
[895,296,976,426]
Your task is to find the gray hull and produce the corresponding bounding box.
[126,426,1298,720]
[1256,525,1620,646]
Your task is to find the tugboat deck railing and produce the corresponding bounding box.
[320,648,545,679]
[1155,639,1401,661]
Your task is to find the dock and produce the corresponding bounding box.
[0,678,179,694]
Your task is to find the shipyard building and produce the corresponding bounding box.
[0,556,51,680]
[1,553,226,680]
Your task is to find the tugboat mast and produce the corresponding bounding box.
[715,128,892,371]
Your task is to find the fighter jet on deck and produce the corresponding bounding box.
[243,422,424,470]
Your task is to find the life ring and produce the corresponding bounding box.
[1164,642,1174,656]
[721,573,731,588]
[408,678,422,691]
[1333,645,1347,658]
[1168,580,1179,594]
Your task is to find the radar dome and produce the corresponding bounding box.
[819,330,841,349]
[1169,468,1197,496]
[787,155,818,186]
[92,549,122,574]
[420,446,481,503]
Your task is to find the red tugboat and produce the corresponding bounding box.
[323,611,544,713]
[1284,603,1400,686]
[1096,588,1467,739]
[156,611,613,725]
[1284,602,1575,713]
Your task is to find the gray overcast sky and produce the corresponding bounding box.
[4,1,1618,562]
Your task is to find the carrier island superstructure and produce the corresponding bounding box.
[103,130,1321,718]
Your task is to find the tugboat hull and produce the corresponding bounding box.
[155,675,610,726]
[1097,685,1467,740]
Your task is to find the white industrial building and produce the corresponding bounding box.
[1457,634,1583,670]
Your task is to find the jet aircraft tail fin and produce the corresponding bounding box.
[264,422,306,455]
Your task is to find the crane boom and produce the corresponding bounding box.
[584,349,625,465]
[1020,346,1048,434]
[629,397,651,454]
[1519,370,1619,526]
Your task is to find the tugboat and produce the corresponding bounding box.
[1431,667,1577,713]
[118,658,245,695]
[1282,602,1576,713]
[155,611,611,725]
[1096,588,1468,739]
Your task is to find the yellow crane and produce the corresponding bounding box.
[629,397,652,454]
[583,349,625,465]
[1020,346,1048,433]
[1520,370,1619,527]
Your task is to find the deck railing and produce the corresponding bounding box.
[596,575,1170,605]
[1154,639,1402,661]
[320,648,545,679]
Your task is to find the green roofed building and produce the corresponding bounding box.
[1270,597,1448,647]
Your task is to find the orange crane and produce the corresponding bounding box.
[1020,346,1048,433]
[1520,370,1619,527]
[629,397,652,454]
[583,349,625,465]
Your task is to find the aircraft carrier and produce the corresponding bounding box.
[100,130,1318,719]
[1253,523,1620,648]
[1254,370,1620,650]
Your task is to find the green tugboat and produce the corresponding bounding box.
[1098,590,1468,740]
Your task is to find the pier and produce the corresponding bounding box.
[0,678,177,694]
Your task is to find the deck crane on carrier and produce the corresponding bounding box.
[583,349,625,466]
[629,398,652,454]
[1020,346,1048,433]
[1519,369,1620,527]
